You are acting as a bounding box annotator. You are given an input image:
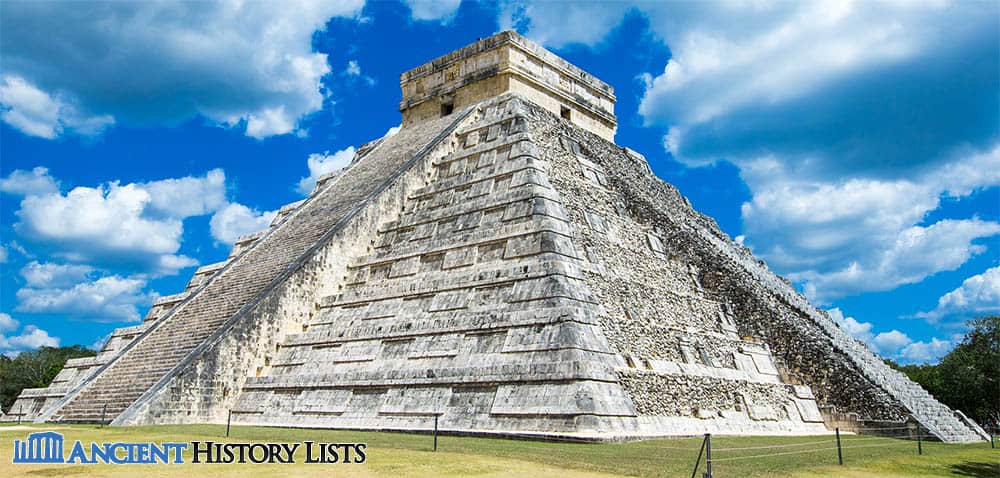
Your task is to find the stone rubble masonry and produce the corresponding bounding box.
[17,31,987,443]
[535,93,986,442]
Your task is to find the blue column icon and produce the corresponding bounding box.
[13,431,64,464]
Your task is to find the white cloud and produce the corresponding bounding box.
[209,203,277,244]
[90,333,111,352]
[900,338,953,364]
[0,75,114,139]
[793,219,1000,302]
[917,266,1000,322]
[0,313,18,333]
[740,146,1000,302]
[345,60,362,76]
[872,330,912,355]
[637,1,935,129]
[0,166,60,196]
[829,307,873,342]
[296,147,356,195]
[1,1,365,139]
[142,168,227,218]
[0,245,7,264]
[500,1,633,48]
[342,60,375,87]
[20,261,94,289]
[405,0,463,23]
[15,275,152,322]
[12,170,231,274]
[0,313,59,356]
[4,326,59,353]
[16,182,190,273]
[827,308,954,364]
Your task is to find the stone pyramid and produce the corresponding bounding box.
[10,32,987,443]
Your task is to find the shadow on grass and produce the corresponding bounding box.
[948,461,1000,477]
[25,467,89,476]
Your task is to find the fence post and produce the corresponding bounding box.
[226,409,232,438]
[17,405,22,424]
[690,435,707,478]
[100,404,107,428]
[433,413,440,452]
[916,425,922,456]
[704,433,712,478]
[836,428,843,465]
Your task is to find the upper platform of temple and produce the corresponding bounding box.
[399,30,617,141]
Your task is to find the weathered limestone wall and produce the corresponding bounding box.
[530,105,826,436]
[400,31,616,141]
[543,101,985,442]
[401,75,510,126]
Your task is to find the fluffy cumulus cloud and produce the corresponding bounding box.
[899,338,954,364]
[0,1,365,139]
[0,166,282,324]
[741,147,1000,302]
[0,76,114,139]
[20,261,94,289]
[16,261,154,323]
[405,0,463,23]
[2,166,280,275]
[209,203,278,244]
[0,166,60,196]
[16,274,152,322]
[0,313,17,333]
[142,169,228,218]
[8,170,231,274]
[505,1,1000,301]
[829,308,954,364]
[0,165,294,323]
[828,307,872,342]
[918,266,1000,323]
[0,313,59,357]
[296,147,356,195]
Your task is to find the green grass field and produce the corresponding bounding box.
[1,423,996,477]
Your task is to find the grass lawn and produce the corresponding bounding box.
[0,423,996,477]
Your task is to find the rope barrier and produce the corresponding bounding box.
[840,434,935,443]
[840,441,921,451]
[839,435,912,443]
[711,446,840,462]
[655,445,706,451]
[853,426,915,431]
[714,439,835,451]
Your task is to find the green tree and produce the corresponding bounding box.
[889,316,999,430]
[935,316,999,428]
[0,345,96,413]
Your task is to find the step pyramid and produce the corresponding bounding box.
[30,31,987,443]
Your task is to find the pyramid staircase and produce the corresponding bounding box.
[41,108,473,424]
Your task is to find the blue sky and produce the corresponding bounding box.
[0,0,997,364]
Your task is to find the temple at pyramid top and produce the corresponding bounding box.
[399,31,617,140]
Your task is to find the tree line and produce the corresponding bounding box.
[0,345,96,413]
[886,316,999,432]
